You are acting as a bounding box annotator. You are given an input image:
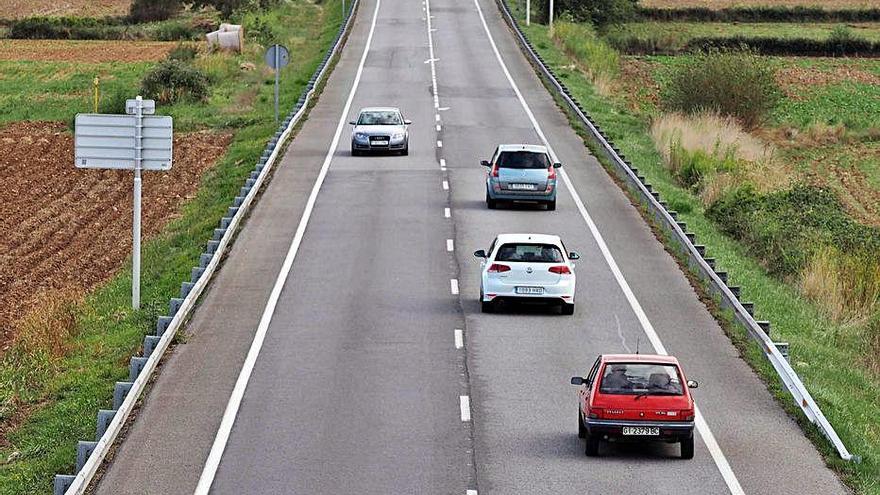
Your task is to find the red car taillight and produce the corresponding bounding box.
[547,165,556,180]
[487,263,510,273]
[682,409,695,421]
[549,265,571,274]
[490,163,499,177]
[587,407,601,419]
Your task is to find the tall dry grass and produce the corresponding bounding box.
[801,246,880,326]
[650,111,789,204]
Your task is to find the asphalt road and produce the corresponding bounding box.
[94,0,849,493]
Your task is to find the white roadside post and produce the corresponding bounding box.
[549,0,554,33]
[132,96,144,308]
[526,0,530,25]
[75,96,172,310]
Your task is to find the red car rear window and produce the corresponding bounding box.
[599,363,684,396]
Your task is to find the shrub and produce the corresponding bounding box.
[8,16,123,39]
[636,6,880,23]
[684,36,880,57]
[706,184,880,276]
[129,0,181,22]
[246,15,277,46]
[662,48,781,129]
[532,0,637,26]
[801,246,880,325]
[151,20,199,41]
[168,43,199,61]
[141,60,210,104]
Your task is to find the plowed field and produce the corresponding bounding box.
[1,0,129,19]
[0,121,231,348]
[0,40,177,63]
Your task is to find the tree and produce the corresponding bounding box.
[130,0,181,22]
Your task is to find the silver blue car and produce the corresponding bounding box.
[482,144,561,210]
[350,107,411,156]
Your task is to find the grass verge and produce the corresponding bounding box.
[507,2,879,492]
[0,2,344,493]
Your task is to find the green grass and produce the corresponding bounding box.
[512,6,879,493]
[0,1,343,493]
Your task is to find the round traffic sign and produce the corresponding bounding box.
[265,44,290,70]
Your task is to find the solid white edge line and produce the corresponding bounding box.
[471,1,745,494]
[451,278,459,295]
[454,329,464,349]
[460,395,471,421]
[447,238,454,251]
[440,158,447,168]
[192,2,383,493]
[444,207,451,218]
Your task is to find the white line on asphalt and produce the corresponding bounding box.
[436,114,441,122]
[425,0,440,110]
[444,207,451,218]
[451,278,459,295]
[467,491,478,495]
[439,107,450,111]
[447,238,454,251]
[454,329,464,349]
[440,158,447,168]
[193,1,384,493]
[442,180,449,190]
[471,1,745,494]
[460,395,471,421]
[437,140,443,148]
[437,124,442,132]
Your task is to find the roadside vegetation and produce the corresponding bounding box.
[0,1,344,493]
[510,0,880,492]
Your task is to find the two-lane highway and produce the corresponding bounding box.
[94,0,849,493]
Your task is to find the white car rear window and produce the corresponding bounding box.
[495,243,563,263]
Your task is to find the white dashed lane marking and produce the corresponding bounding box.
[454,329,464,349]
[459,396,471,422]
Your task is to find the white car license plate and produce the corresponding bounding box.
[509,183,536,190]
[515,286,544,295]
[372,140,389,145]
[622,426,660,436]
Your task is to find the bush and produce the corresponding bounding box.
[532,0,637,26]
[637,6,880,23]
[662,48,780,129]
[8,16,123,39]
[140,60,210,104]
[151,20,200,41]
[168,43,199,61]
[129,0,181,22]
[684,35,880,57]
[706,184,880,276]
[552,22,619,83]
[246,15,277,46]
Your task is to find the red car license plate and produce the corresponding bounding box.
[622,426,659,436]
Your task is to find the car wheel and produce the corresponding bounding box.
[577,410,586,439]
[486,192,497,209]
[585,433,600,456]
[546,199,556,211]
[351,147,360,156]
[560,303,575,316]
[680,435,694,459]
[401,143,409,156]
[481,300,495,313]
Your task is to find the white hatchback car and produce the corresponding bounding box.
[474,233,578,315]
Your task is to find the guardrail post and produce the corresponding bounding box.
[76,441,97,473]
[129,357,148,381]
[54,475,75,495]
[113,382,133,410]
[143,335,161,358]
[96,409,117,440]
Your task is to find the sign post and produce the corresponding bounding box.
[264,44,290,124]
[75,96,172,310]
[549,0,554,33]
[526,0,530,26]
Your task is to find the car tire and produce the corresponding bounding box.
[577,410,586,439]
[486,192,497,210]
[351,148,360,156]
[401,143,409,156]
[680,435,694,459]
[546,199,556,211]
[560,303,575,315]
[585,433,600,456]
[481,300,495,313]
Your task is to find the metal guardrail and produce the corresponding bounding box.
[53,2,363,494]
[494,0,858,463]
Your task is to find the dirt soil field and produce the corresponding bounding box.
[0,40,177,63]
[0,0,130,20]
[641,0,876,8]
[0,121,232,349]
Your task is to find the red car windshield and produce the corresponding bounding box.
[599,363,684,396]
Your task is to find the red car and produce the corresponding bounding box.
[570,354,698,458]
